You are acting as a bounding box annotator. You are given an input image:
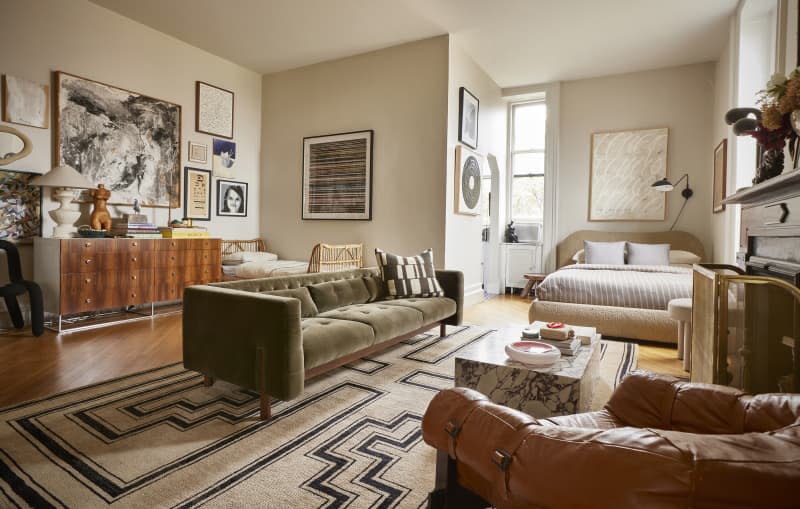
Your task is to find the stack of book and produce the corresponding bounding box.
[521,326,581,356]
[110,214,162,238]
[159,226,210,238]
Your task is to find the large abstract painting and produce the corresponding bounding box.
[302,130,373,220]
[589,127,668,221]
[0,170,41,241]
[55,72,181,207]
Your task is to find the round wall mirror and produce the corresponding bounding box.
[0,125,33,165]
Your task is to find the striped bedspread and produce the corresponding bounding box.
[537,264,692,310]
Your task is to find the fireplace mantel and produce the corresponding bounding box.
[723,170,800,206]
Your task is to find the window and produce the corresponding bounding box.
[510,101,546,220]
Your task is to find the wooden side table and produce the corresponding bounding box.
[522,273,547,298]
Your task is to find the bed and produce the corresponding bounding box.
[220,240,363,280]
[528,230,706,344]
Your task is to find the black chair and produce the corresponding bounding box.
[0,240,44,336]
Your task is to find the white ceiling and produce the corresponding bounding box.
[90,0,738,87]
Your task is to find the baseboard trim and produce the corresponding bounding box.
[464,286,485,308]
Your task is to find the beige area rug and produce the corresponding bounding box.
[0,325,637,508]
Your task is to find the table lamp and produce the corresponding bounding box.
[30,165,95,238]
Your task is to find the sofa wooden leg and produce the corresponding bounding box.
[202,376,214,387]
[440,322,447,338]
[260,393,272,420]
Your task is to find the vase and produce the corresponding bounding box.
[754,147,784,184]
[791,110,800,137]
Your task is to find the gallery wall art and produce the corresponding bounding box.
[454,144,482,216]
[188,141,208,164]
[2,75,49,129]
[713,139,727,213]
[184,167,211,221]
[212,138,236,176]
[589,127,668,221]
[302,130,373,220]
[55,71,181,207]
[0,170,41,241]
[196,81,233,139]
[217,179,248,217]
[458,87,479,149]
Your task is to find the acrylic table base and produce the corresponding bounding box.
[454,332,601,418]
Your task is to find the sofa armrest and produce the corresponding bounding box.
[436,269,463,325]
[183,285,304,400]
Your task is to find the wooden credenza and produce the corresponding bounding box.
[34,237,221,319]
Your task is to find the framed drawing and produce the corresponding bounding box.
[0,170,41,241]
[454,144,482,215]
[713,139,727,213]
[2,75,49,129]
[217,179,248,217]
[188,141,208,164]
[589,127,668,221]
[302,130,373,220]
[196,81,234,139]
[55,71,181,207]
[183,167,211,221]
[212,138,236,176]
[458,87,479,149]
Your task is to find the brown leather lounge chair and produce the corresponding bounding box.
[421,371,800,509]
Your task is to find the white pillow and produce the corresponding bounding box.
[626,242,670,266]
[669,250,701,265]
[571,249,585,264]
[583,241,626,265]
[222,251,279,265]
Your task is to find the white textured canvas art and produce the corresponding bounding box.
[2,75,49,129]
[196,81,233,139]
[589,128,668,221]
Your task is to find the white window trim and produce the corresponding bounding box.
[502,82,560,273]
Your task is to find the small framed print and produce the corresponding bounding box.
[183,167,211,221]
[188,141,208,164]
[458,87,479,149]
[713,139,727,213]
[217,179,248,217]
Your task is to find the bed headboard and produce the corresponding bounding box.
[221,239,267,256]
[556,230,706,269]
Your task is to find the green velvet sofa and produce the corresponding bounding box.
[183,267,463,419]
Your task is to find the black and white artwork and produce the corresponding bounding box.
[216,179,248,217]
[212,138,236,177]
[458,87,479,149]
[55,72,181,207]
[196,81,234,139]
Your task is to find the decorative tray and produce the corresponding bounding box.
[505,341,561,366]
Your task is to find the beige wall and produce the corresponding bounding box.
[445,39,506,302]
[0,0,262,322]
[711,17,738,264]
[557,63,716,258]
[260,36,449,265]
[0,0,263,241]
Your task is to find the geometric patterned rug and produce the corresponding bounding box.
[0,325,637,508]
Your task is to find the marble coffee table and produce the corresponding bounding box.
[454,324,601,418]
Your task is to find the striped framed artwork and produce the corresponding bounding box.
[302,130,373,220]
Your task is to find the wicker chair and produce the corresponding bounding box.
[307,243,363,273]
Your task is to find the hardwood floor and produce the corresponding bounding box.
[0,294,686,408]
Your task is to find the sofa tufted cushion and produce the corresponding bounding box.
[319,303,424,343]
[301,318,375,370]
[260,287,318,317]
[307,279,372,312]
[379,297,456,323]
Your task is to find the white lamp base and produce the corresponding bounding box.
[48,187,82,238]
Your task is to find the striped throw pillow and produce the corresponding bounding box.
[375,248,444,299]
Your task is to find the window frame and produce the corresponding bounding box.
[509,99,546,222]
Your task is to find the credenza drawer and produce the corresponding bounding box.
[61,252,154,273]
[60,270,153,313]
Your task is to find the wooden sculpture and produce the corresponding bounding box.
[90,184,112,231]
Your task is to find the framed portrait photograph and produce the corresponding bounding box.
[188,141,208,164]
[458,87,479,149]
[302,130,373,220]
[216,179,248,217]
[713,139,727,213]
[183,167,212,221]
[196,81,234,139]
